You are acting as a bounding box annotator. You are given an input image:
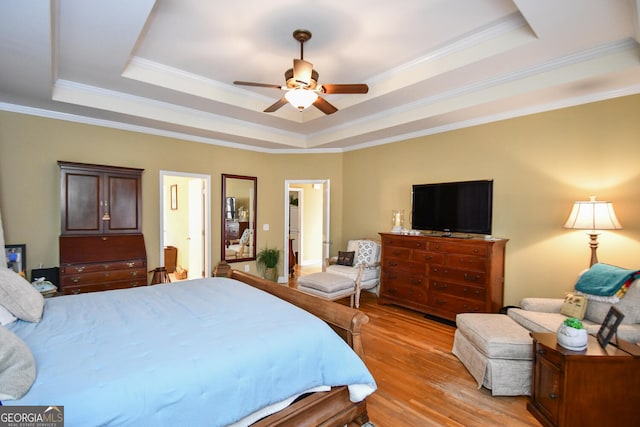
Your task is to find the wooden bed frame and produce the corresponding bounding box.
[225,268,372,427]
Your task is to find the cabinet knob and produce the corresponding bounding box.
[549,393,557,400]
[537,348,546,356]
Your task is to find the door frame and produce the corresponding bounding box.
[283,179,330,279]
[159,170,211,278]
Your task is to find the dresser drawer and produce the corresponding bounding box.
[381,235,427,250]
[430,280,486,301]
[429,241,488,256]
[382,274,428,304]
[61,259,146,274]
[411,250,444,265]
[62,278,148,294]
[384,246,411,259]
[383,258,425,274]
[445,254,487,272]
[430,265,487,285]
[428,293,484,314]
[60,267,146,286]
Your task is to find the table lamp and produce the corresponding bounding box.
[563,196,622,266]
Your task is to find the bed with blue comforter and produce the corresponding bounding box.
[4,273,376,426]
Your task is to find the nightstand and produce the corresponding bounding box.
[528,332,640,427]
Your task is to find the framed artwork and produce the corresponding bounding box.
[170,184,178,210]
[597,306,625,348]
[5,244,26,275]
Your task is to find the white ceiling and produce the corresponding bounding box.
[1,0,639,152]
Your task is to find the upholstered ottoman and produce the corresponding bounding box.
[452,313,533,396]
[297,272,356,307]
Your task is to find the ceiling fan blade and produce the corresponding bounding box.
[313,96,338,115]
[321,84,369,94]
[264,96,289,113]
[234,81,282,89]
[293,59,313,85]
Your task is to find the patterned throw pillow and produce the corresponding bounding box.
[336,251,355,266]
[355,240,376,266]
[560,292,588,320]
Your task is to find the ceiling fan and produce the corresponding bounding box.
[234,29,369,115]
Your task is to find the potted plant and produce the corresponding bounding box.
[557,317,588,351]
[256,246,280,282]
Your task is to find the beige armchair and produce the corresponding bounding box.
[324,239,381,308]
[225,228,253,259]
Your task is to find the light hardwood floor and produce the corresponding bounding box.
[290,268,541,426]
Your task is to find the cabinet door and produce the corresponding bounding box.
[533,353,562,425]
[105,173,142,234]
[61,169,102,234]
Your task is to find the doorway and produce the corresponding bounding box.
[283,180,330,279]
[160,171,211,280]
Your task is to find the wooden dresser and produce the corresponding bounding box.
[58,161,147,294]
[378,232,507,321]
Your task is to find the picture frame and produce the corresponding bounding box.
[597,306,625,348]
[5,244,27,275]
[170,184,178,210]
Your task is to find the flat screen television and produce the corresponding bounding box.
[411,180,493,235]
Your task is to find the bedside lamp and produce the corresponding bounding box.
[564,196,622,266]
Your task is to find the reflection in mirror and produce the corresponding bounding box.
[222,174,257,263]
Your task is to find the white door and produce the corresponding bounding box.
[188,179,204,278]
[283,180,329,278]
[160,171,211,279]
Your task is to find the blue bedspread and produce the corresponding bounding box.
[5,278,376,426]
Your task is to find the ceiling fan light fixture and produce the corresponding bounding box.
[285,89,318,111]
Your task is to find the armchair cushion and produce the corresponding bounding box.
[354,240,379,267]
[336,251,355,266]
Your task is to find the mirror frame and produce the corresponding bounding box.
[221,174,257,263]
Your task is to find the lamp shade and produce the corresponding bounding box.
[563,196,622,231]
[285,89,318,111]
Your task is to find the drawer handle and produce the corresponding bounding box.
[393,250,402,256]
[463,304,480,312]
[435,298,447,305]
[410,278,423,285]
[549,393,557,400]
[473,248,479,253]
[74,266,85,273]
[433,282,447,289]
[72,289,80,295]
[537,349,546,356]
[415,243,423,248]
[464,273,479,282]
[127,262,135,267]
[71,277,80,283]
[131,271,138,276]
[424,255,433,261]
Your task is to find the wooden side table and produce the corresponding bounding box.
[528,332,640,427]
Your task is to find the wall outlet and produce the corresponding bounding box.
[244,264,250,272]
[262,223,269,231]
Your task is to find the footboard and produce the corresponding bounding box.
[228,269,369,361]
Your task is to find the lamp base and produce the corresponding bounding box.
[588,232,600,267]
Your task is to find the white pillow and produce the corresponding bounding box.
[0,267,44,322]
[0,303,17,325]
[0,324,36,400]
